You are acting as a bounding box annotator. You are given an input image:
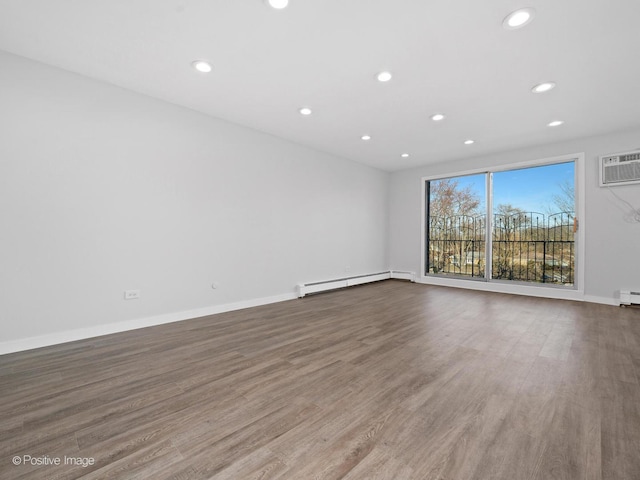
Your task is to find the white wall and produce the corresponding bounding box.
[0,51,389,349]
[389,129,640,304]
[2,49,638,354]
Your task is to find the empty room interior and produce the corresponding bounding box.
[2,1,640,479]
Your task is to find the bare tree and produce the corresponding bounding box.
[548,179,574,214]
[429,178,481,218]
[428,179,482,274]
[493,203,530,280]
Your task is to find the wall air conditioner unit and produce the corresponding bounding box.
[599,150,640,187]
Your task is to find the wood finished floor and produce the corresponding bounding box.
[2,280,640,480]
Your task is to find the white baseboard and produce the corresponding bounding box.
[417,276,622,306]
[297,271,391,297]
[390,270,416,282]
[583,295,620,306]
[416,276,585,302]
[2,285,622,356]
[0,292,297,356]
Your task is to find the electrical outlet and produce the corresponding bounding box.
[124,290,141,300]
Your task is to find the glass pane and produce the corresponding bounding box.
[426,174,486,277]
[491,162,575,285]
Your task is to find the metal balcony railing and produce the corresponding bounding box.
[427,212,575,285]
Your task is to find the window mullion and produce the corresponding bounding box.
[485,172,493,281]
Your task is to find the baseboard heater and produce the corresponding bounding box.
[620,290,640,306]
[297,270,415,298]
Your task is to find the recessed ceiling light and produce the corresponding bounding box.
[431,113,445,121]
[503,8,536,29]
[401,153,410,158]
[361,135,371,141]
[376,71,392,82]
[299,107,312,116]
[265,0,289,9]
[532,82,556,93]
[191,60,212,73]
[548,120,564,127]
[464,139,475,145]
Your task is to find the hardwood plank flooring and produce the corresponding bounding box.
[1,280,640,479]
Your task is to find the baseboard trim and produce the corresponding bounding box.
[390,270,416,282]
[416,276,585,302]
[583,295,620,306]
[416,276,622,306]
[297,271,391,297]
[0,292,297,356]
[2,285,621,356]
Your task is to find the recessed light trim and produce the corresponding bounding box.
[191,60,212,73]
[376,71,392,82]
[503,8,536,29]
[431,113,445,121]
[265,0,289,9]
[548,120,564,127]
[361,135,371,141]
[464,139,475,145]
[299,107,312,116]
[532,81,556,93]
[401,153,410,158]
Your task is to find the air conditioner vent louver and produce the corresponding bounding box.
[604,162,640,184]
[600,150,640,187]
[620,153,640,162]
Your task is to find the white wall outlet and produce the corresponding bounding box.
[124,289,141,300]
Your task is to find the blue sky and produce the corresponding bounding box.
[451,161,575,214]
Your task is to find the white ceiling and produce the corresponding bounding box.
[1,0,639,172]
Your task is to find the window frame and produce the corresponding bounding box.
[420,152,585,301]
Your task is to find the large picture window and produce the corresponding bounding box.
[426,160,576,287]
